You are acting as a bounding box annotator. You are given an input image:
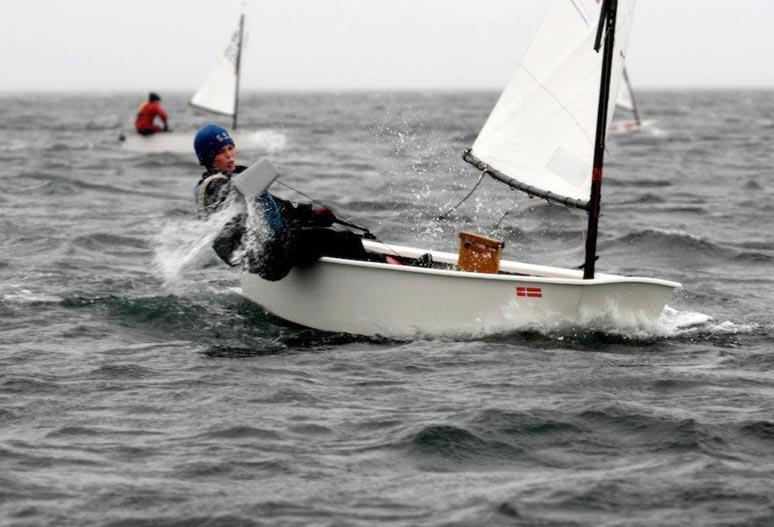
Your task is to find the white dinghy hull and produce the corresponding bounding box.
[608,119,655,135]
[240,241,680,338]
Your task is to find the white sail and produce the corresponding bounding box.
[189,0,249,117]
[470,0,636,204]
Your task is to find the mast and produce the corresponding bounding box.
[232,9,245,130]
[622,67,641,126]
[583,0,618,280]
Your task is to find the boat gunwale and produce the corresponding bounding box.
[242,254,681,289]
[353,239,682,288]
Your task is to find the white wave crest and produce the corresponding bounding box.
[151,198,244,293]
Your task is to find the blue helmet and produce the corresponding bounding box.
[194,124,235,168]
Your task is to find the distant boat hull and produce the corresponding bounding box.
[240,240,680,338]
[118,130,283,154]
[609,119,655,135]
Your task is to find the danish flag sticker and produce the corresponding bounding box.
[516,287,543,298]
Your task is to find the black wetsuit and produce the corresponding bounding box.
[195,166,373,281]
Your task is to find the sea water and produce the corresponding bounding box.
[1,91,773,526]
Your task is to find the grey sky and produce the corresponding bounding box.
[2,0,772,92]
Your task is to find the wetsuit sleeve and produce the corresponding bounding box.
[269,194,315,224]
[157,105,168,126]
[270,194,339,227]
[212,216,245,267]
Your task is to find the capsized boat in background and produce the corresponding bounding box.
[238,0,680,338]
[120,0,273,154]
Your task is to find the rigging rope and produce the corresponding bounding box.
[490,203,518,235]
[274,180,373,235]
[436,170,488,221]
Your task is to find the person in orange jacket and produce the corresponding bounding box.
[134,92,169,135]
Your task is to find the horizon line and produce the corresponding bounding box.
[2,85,774,95]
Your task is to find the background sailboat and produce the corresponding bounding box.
[119,0,276,154]
[609,67,654,133]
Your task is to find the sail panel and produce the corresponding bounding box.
[471,0,635,203]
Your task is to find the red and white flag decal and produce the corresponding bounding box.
[516,287,543,298]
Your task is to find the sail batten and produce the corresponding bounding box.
[469,0,635,204]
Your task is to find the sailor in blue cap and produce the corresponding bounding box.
[193,125,376,281]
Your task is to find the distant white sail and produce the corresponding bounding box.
[189,0,249,118]
[470,0,635,203]
[189,39,239,116]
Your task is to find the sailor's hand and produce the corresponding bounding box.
[312,206,336,226]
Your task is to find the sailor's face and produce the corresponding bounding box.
[212,144,236,173]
